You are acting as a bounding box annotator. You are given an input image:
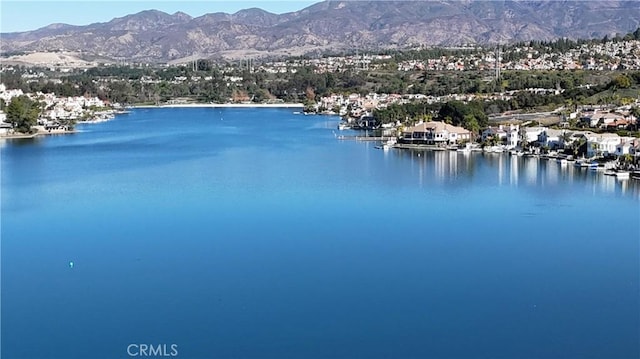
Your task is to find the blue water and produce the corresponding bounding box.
[2,108,639,359]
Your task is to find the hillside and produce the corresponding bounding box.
[2,1,640,63]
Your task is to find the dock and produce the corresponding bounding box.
[336,135,396,141]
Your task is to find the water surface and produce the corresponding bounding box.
[2,108,638,358]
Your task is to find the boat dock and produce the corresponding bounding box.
[336,135,396,141]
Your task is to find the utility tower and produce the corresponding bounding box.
[495,45,501,81]
[241,57,253,73]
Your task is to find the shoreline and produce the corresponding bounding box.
[130,103,304,109]
[0,129,76,140]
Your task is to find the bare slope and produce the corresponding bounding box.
[2,1,639,63]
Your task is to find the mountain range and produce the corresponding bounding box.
[2,0,640,63]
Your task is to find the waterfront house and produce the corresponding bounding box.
[520,127,545,146]
[481,124,520,148]
[537,129,565,149]
[504,124,520,148]
[585,133,622,157]
[633,140,640,158]
[481,126,507,143]
[402,121,470,145]
[615,138,640,156]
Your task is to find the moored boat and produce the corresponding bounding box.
[382,138,397,150]
[614,171,630,179]
[338,122,351,130]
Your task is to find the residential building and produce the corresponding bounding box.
[615,138,640,156]
[520,127,545,145]
[538,128,565,149]
[402,121,471,145]
[584,133,622,157]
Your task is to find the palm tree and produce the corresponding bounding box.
[573,137,587,157]
[560,131,572,151]
[591,142,601,158]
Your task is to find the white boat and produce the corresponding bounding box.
[459,143,472,154]
[484,145,503,153]
[557,158,568,165]
[338,123,351,130]
[614,171,630,179]
[381,138,397,150]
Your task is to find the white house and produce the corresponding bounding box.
[481,125,507,142]
[585,133,621,157]
[537,129,565,149]
[402,121,471,145]
[504,124,520,149]
[615,138,640,156]
[520,127,545,145]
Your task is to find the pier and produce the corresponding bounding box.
[336,135,396,141]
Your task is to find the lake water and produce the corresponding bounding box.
[2,108,639,359]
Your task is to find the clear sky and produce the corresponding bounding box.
[0,0,319,33]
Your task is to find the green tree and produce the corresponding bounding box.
[573,137,587,157]
[6,95,41,133]
[610,75,632,89]
[559,131,573,151]
[438,101,488,128]
[462,114,480,135]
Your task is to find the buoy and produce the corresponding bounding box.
[69,261,74,268]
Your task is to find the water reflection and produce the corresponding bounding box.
[388,149,640,198]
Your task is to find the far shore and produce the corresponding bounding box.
[131,103,305,109]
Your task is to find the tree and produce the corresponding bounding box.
[573,137,587,157]
[462,114,480,134]
[438,100,488,128]
[6,95,41,133]
[610,75,631,90]
[559,131,572,151]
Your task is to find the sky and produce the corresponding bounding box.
[0,1,319,33]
